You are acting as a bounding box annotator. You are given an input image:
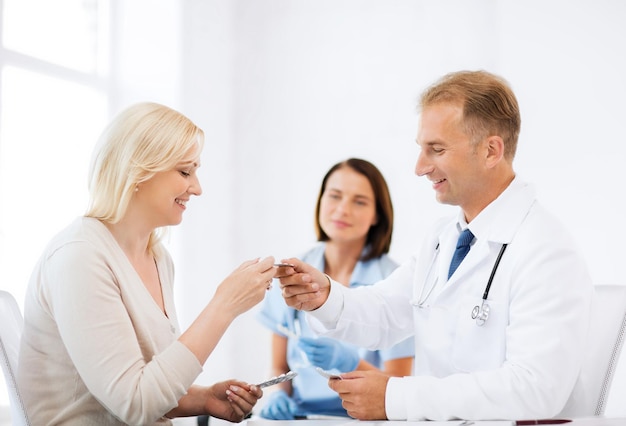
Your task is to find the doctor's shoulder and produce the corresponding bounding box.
[516,202,587,253]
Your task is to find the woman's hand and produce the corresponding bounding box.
[213,256,276,318]
[179,256,276,365]
[205,380,263,422]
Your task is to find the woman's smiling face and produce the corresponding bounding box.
[134,143,202,228]
[318,166,377,246]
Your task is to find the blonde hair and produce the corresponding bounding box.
[86,102,204,250]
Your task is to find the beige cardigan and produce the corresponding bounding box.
[18,217,202,425]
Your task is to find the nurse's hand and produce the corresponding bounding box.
[275,258,331,311]
[259,389,297,420]
[297,336,360,373]
[328,370,389,420]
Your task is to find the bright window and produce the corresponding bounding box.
[2,0,101,72]
[0,0,110,408]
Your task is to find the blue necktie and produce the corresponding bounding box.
[448,229,474,279]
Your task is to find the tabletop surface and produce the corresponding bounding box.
[248,417,626,426]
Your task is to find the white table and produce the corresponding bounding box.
[248,418,626,426]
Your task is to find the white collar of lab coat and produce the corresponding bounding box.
[465,176,536,246]
[437,176,536,286]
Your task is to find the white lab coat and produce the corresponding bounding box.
[309,178,593,420]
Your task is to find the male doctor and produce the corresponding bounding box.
[276,70,593,421]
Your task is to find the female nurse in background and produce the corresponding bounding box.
[257,158,414,419]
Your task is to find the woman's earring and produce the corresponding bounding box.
[135,186,139,192]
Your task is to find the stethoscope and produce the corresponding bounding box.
[471,243,508,326]
[415,240,508,326]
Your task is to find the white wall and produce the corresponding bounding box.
[123,0,626,416]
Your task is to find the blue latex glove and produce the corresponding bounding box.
[296,336,360,373]
[259,389,298,420]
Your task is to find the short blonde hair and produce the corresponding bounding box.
[419,70,521,160]
[86,102,204,249]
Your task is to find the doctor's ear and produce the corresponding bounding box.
[484,136,505,168]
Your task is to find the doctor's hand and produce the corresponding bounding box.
[297,336,360,373]
[275,258,331,311]
[328,370,389,420]
[259,389,298,420]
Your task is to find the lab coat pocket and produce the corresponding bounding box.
[451,296,507,372]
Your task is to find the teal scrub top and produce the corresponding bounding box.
[257,243,415,418]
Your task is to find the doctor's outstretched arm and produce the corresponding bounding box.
[275,258,330,311]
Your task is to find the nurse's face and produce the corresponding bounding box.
[415,103,490,221]
[318,167,377,246]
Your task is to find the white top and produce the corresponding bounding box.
[307,178,594,420]
[18,217,202,425]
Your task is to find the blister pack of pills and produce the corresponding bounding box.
[256,370,298,388]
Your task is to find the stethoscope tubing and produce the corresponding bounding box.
[417,237,509,327]
[481,243,508,300]
[472,243,508,326]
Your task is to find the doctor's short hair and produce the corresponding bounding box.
[85,102,204,246]
[314,158,394,261]
[419,70,521,161]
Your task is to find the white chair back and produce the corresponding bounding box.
[559,284,626,417]
[0,290,30,425]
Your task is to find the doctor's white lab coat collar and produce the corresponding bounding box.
[464,176,536,246]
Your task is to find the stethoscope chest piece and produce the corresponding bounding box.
[469,242,508,326]
[471,301,490,326]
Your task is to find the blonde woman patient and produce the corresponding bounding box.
[18,102,275,425]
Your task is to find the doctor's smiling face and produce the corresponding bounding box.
[415,102,494,221]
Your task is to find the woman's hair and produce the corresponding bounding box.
[85,102,204,250]
[419,70,521,160]
[314,158,394,261]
